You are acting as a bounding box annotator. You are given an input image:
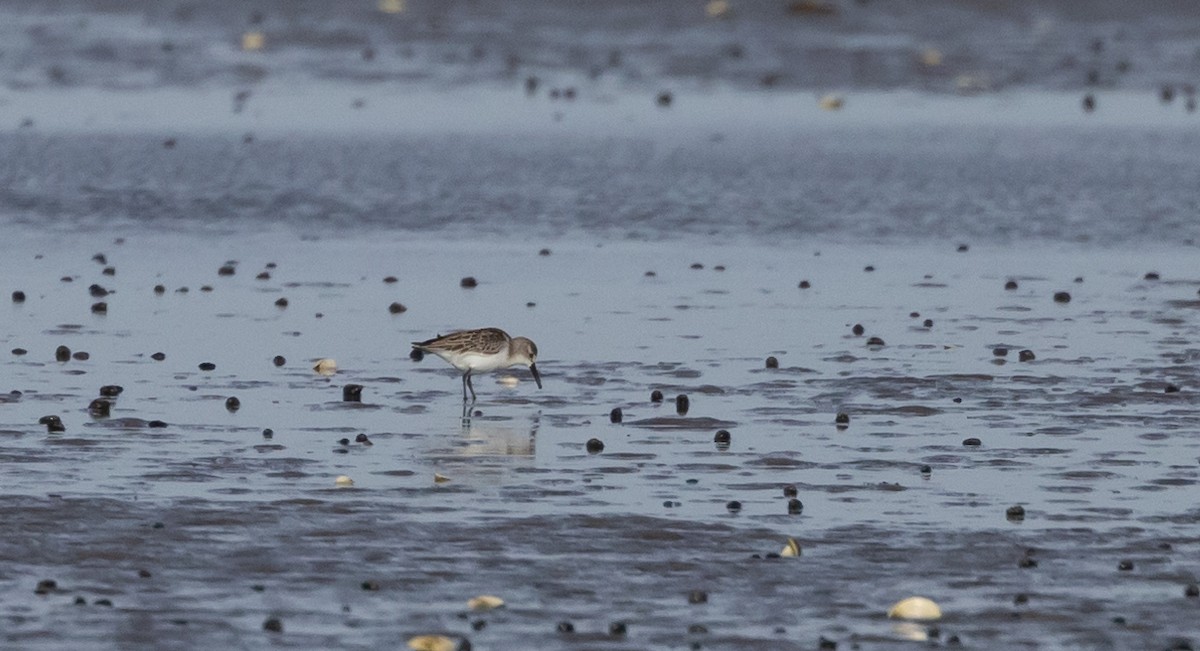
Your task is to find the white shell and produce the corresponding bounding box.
[887,596,942,621]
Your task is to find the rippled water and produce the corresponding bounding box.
[4,1,1200,650]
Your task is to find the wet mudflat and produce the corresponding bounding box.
[2,231,1199,649]
[4,0,1200,648]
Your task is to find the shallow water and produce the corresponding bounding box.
[4,1,1200,649]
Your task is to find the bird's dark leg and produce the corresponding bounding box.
[461,371,470,403]
[466,372,477,402]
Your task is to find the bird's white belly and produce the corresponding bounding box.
[452,351,512,373]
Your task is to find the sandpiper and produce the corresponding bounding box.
[412,327,542,402]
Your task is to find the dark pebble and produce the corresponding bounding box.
[835,412,849,425]
[1018,557,1038,568]
[151,352,166,361]
[963,437,982,446]
[1165,384,1180,393]
[993,347,1008,357]
[12,348,27,355]
[72,351,89,360]
[89,284,108,297]
[1144,271,1160,281]
[153,284,165,294]
[91,302,107,314]
[11,290,25,303]
[920,465,932,475]
[460,276,478,288]
[556,621,575,633]
[409,349,424,362]
[956,243,969,252]
[92,253,107,264]
[714,265,725,271]
[713,429,731,444]
[1053,291,1071,303]
[1018,350,1036,362]
[923,319,933,328]
[355,433,372,445]
[1014,593,1029,605]
[690,262,704,270]
[343,384,364,402]
[88,399,111,417]
[1082,93,1095,112]
[650,389,663,403]
[687,590,708,604]
[39,415,65,433]
[199,362,216,371]
[866,336,885,346]
[388,302,407,314]
[689,624,709,634]
[94,598,113,607]
[274,297,288,307]
[782,484,798,497]
[818,636,837,650]
[225,397,240,411]
[1004,280,1018,290]
[909,311,920,318]
[273,355,286,366]
[539,248,551,256]
[200,285,213,293]
[338,438,350,446]
[361,580,380,591]
[1074,277,1084,283]
[256,271,270,280]
[148,420,168,428]
[765,356,779,368]
[1185,584,1199,598]
[864,265,875,272]
[1006,505,1025,521]
[609,621,627,636]
[138,569,152,578]
[262,428,274,439]
[644,270,656,277]
[176,287,189,294]
[610,407,623,423]
[586,438,604,454]
[851,323,864,336]
[263,617,283,633]
[798,280,811,289]
[102,266,115,276]
[472,620,486,631]
[725,500,741,513]
[1117,559,1134,571]
[787,498,804,515]
[656,91,673,107]
[675,394,690,415]
[34,579,57,594]
[55,345,71,362]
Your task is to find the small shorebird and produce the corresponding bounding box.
[412,327,542,402]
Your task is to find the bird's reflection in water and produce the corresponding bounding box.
[456,409,540,457]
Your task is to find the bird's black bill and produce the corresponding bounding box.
[529,363,543,389]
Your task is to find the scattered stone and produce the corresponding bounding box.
[539,248,552,256]
[1019,350,1036,362]
[12,348,27,355]
[798,280,811,289]
[199,362,216,371]
[88,399,111,417]
[1053,291,1071,303]
[864,265,875,272]
[460,277,478,288]
[765,356,779,368]
[273,355,286,366]
[262,617,283,633]
[783,484,798,497]
[866,336,885,346]
[725,500,742,513]
[274,297,288,308]
[690,262,704,270]
[151,352,166,361]
[586,438,604,454]
[388,302,407,314]
[610,407,623,423]
[963,437,982,447]
[1004,280,1018,290]
[55,345,71,362]
[675,394,690,415]
[343,384,363,402]
[225,397,240,411]
[787,498,804,515]
[1006,505,1025,521]
[39,415,65,433]
[650,390,663,403]
[1144,271,1160,281]
[687,590,708,604]
[383,276,398,283]
[852,323,864,336]
[11,290,25,303]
